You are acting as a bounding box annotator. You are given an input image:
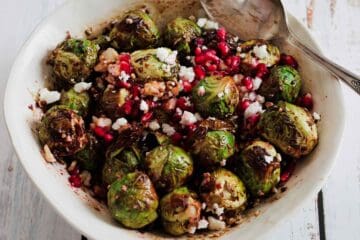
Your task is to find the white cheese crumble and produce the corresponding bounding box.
[264,155,274,164]
[220,159,227,166]
[208,216,226,230]
[256,95,265,104]
[313,112,321,121]
[180,111,197,126]
[217,92,224,98]
[112,118,128,130]
[93,116,112,128]
[207,203,224,216]
[156,48,178,65]
[197,18,207,27]
[244,101,264,120]
[252,77,263,90]
[196,18,219,29]
[119,71,130,82]
[74,82,92,93]
[188,226,196,234]
[39,88,61,104]
[253,45,269,59]
[149,120,160,131]
[197,218,209,230]
[248,92,257,101]
[197,86,206,96]
[194,112,203,121]
[162,123,176,136]
[176,107,183,116]
[179,66,195,82]
[139,100,149,113]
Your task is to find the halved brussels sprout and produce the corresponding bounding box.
[160,187,201,236]
[109,9,160,51]
[238,140,281,196]
[107,171,159,229]
[239,40,280,68]
[259,65,302,103]
[258,101,318,158]
[100,87,129,119]
[200,168,247,212]
[144,144,193,192]
[102,129,142,186]
[164,17,201,56]
[60,88,90,117]
[38,105,88,157]
[74,133,101,171]
[192,76,239,119]
[130,49,179,82]
[49,38,100,84]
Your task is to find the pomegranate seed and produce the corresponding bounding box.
[195,55,206,64]
[93,126,106,137]
[243,76,253,90]
[194,38,205,46]
[246,113,261,126]
[141,112,153,123]
[147,100,157,109]
[69,175,81,188]
[226,56,241,72]
[194,65,206,80]
[122,100,133,115]
[298,93,313,109]
[217,41,230,56]
[104,133,114,143]
[176,97,188,110]
[120,61,131,74]
[280,54,298,69]
[194,47,202,56]
[131,85,140,98]
[171,132,183,143]
[280,161,296,183]
[187,124,197,133]
[217,27,226,41]
[182,80,193,93]
[206,64,218,72]
[119,53,130,62]
[240,100,251,111]
[204,50,220,63]
[117,80,131,89]
[255,63,269,78]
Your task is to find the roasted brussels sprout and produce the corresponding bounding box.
[107,171,159,229]
[258,101,318,158]
[144,144,193,192]
[164,17,201,56]
[238,140,281,196]
[200,168,247,212]
[130,48,179,82]
[239,40,280,68]
[102,131,142,186]
[38,105,88,157]
[49,38,100,84]
[60,88,90,116]
[160,187,201,236]
[259,65,302,103]
[109,10,160,51]
[74,133,101,171]
[100,87,129,119]
[192,76,239,119]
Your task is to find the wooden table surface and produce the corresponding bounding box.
[0,0,359,239]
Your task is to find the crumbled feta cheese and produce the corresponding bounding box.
[248,92,257,101]
[220,159,227,166]
[43,144,57,163]
[194,113,203,121]
[179,66,195,82]
[112,118,128,130]
[102,48,119,62]
[197,86,206,96]
[125,18,133,24]
[166,50,178,65]
[197,219,209,230]
[236,46,242,52]
[183,96,192,106]
[139,100,149,113]
[156,48,177,65]
[207,203,224,216]
[119,71,130,82]
[204,20,219,29]
[201,202,207,210]
[32,107,44,122]
[252,77,263,90]
[162,123,176,136]
[176,107,183,116]
[39,88,60,104]
[94,117,112,128]
[74,82,92,93]
[201,45,208,50]
[180,111,197,126]
[264,155,274,164]
[256,95,265,104]
[276,153,282,162]
[253,45,269,59]
[313,112,321,121]
[208,216,226,230]
[224,85,231,95]
[239,53,247,58]
[188,226,196,234]
[197,18,207,27]
[244,102,264,119]
[217,92,224,98]
[149,120,161,131]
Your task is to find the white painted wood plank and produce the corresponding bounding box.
[0,0,80,239]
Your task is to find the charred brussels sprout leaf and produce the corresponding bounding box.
[160,187,201,236]
[107,172,159,229]
[60,88,90,117]
[259,65,302,102]
[109,10,160,51]
[49,38,99,84]
[200,168,247,212]
[144,144,193,192]
[192,76,239,119]
[258,101,318,158]
[73,133,101,171]
[164,18,201,56]
[239,40,280,68]
[100,87,129,119]
[130,48,179,82]
[238,140,281,196]
[38,105,88,157]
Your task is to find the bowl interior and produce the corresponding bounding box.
[4,0,345,239]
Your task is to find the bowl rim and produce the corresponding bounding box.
[3,1,346,239]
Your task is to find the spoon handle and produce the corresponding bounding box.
[287,34,360,94]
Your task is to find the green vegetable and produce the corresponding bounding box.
[100,87,129,119]
[60,88,90,117]
[107,172,159,229]
[239,40,280,67]
[74,133,101,171]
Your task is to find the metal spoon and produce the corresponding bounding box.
[200,0,360,94]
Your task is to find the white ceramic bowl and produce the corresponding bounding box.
[4,0,345,239]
